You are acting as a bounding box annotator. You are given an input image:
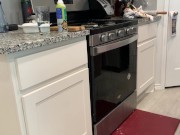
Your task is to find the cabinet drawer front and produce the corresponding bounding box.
[138,23,157,44]
[137,38,156,96]
[22,69,92,135]
[16,40,87,90]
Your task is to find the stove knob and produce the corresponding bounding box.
[127,27,135,35]
[126,28,131,34]
[101,34,108,42]
[131,27,137,33]
[117,30,124,37]
[129,27,134,33]
[108,33,116,40]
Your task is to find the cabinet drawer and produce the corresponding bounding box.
[138,23,157,44]
[15,40,88,90]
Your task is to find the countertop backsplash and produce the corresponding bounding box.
[133,0,157,10]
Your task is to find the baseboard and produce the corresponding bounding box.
[137,84,154,103]
[155,84,164,90]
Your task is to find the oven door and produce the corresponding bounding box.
[89,35,137,123]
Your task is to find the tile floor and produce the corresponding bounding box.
[137,87,180,134]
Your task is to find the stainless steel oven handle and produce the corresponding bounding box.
[91,35,138,56]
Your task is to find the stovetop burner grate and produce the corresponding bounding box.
[68,18,138,35]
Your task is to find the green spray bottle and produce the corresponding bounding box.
[56,0,67,32]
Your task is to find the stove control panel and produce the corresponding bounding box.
[89,25,137,46]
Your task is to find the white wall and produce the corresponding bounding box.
[155,0,165,90]
[133,0,157,10]
[1,0,23,24]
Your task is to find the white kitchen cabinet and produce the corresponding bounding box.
[137,38,156,96]
[0,38,92,135]
[15,40,88,90]
[22,69,91,135]
[137,23,157,98]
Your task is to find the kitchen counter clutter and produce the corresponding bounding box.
[0,29,89,54]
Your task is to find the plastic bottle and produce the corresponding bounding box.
[56,0,67,32]
[21,0,33,23]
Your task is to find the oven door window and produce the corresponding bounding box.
[90,41,137,123]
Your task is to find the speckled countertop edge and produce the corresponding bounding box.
[0,16,161,55]
[138,16,161,26]
[111,16,161,25]
[0,30,89,55]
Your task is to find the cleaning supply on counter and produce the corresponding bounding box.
[56,0,68,32]
[0,1,8,33]
[21,0,33,23]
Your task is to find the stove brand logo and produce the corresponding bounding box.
[117,94,122,100]
[127,73,131,80]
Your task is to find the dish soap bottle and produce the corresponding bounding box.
[56,0,67,32]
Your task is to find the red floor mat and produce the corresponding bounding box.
[112,109,180,135]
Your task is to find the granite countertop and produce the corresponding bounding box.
[111,15,161,25]
[0,30,90,55]
[0,16,161,55]
[138,16,161,26]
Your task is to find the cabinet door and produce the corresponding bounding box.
[138,23,157,43]
[137,38,156,96]
[22,69,92,135]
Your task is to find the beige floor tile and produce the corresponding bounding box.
[175,123,180,135]
[137,87,180,119]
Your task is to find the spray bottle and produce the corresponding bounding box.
[56,0,67,32]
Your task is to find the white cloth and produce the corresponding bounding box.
[123,6,154,21]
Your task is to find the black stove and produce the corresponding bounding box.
[69,18,138,35]
[82,18,138,135]
[70,17,138,135]
[69,18,138,48]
